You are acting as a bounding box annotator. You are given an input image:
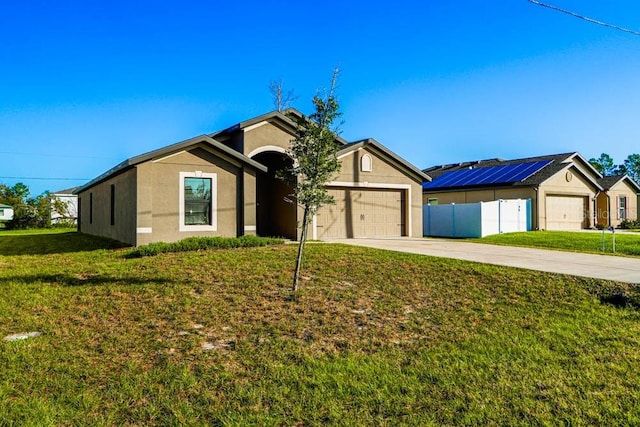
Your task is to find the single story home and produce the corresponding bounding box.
[596,175,640,228]
[75,109,428,246]
[51,187,79,224]
[423,152,639,231]
[0,204,13,222]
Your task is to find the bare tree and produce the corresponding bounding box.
[269,78,298,112]
[287,69,342,293]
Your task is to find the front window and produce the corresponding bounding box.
[619,196,627,220]
[179,172,217,231]
[184,178,211,225]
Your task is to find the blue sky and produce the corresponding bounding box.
[2,0,640,196]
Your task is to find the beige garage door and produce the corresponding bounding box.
[316,188,405,239]
[546,196,587,230]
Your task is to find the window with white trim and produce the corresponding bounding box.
[179,172,217,231]
[618,196,627,220]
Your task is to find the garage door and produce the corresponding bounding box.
[316,188,405,239]
[546,196,587,230]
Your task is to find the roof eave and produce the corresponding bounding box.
[340,138,430,182]
[611,175,640,193]
[211,108,349,146]
[74,135,267,194]
[536,162,604,191]
[567,152,604,179]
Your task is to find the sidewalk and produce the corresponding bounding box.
[328,238,640,284]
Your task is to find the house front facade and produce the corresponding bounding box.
[75,110,427,246]
[423,152,619,231]
[596,175,640,228]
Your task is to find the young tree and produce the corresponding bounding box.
[269,78,298,112]
[287,69,342,292]
[50,196,74,224]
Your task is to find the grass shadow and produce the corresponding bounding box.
[599,292,640,310]
[0,232,130,256]
[580,278,640,310]
[0,273,174,287]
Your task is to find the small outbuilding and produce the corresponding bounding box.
[0,204,13,222]
[51,187,79,225]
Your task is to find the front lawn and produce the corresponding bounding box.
[1,230,640,424]
[474,230,640,257]
[0,228,126,255]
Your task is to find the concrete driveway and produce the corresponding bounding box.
[328,238,640,284]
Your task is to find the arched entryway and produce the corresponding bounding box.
[252,150,297,240]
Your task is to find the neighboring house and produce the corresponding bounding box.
[423,152,611,231]
[0,204,14,222]
[75,109,428,246]
[596,175,640,228]
[51,187,79,224]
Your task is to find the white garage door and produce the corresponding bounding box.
[546,196,586,230]
[316,188,405,239]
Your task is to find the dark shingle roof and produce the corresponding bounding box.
[423,152,602,191]
[598,175,640,192]
[52,186,80,195]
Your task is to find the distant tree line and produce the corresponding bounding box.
[589,153,640,183]
[0,182,69,229]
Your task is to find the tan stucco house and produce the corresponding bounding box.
[75,109,428,246]
[422,152,638,231]
[596,175,640,228]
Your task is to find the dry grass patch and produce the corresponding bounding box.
[2,232,640,424]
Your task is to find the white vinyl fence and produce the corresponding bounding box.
[423,199,531,238]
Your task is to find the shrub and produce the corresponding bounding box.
[51,219,78,229]
[619,219,640,229]
[128,235,285,258]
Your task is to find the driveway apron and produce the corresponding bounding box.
[328,238,640,284]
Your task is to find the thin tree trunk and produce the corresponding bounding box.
[292,207,310,292]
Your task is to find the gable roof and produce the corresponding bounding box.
[74,135,267,194]
[338,138,430,182]
[0,204,11,209]
[598,175,640,192]
[210,108,350,146]
[52,186,80,195]
[76,110,428,194]
[423,152,603,191]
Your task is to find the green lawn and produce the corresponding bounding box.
[0,227,128,256]
[1,230,640,425]
[473,230,640,257]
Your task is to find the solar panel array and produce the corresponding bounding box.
[423,160,553,190]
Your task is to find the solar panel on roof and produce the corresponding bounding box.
[423,160,552,190]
